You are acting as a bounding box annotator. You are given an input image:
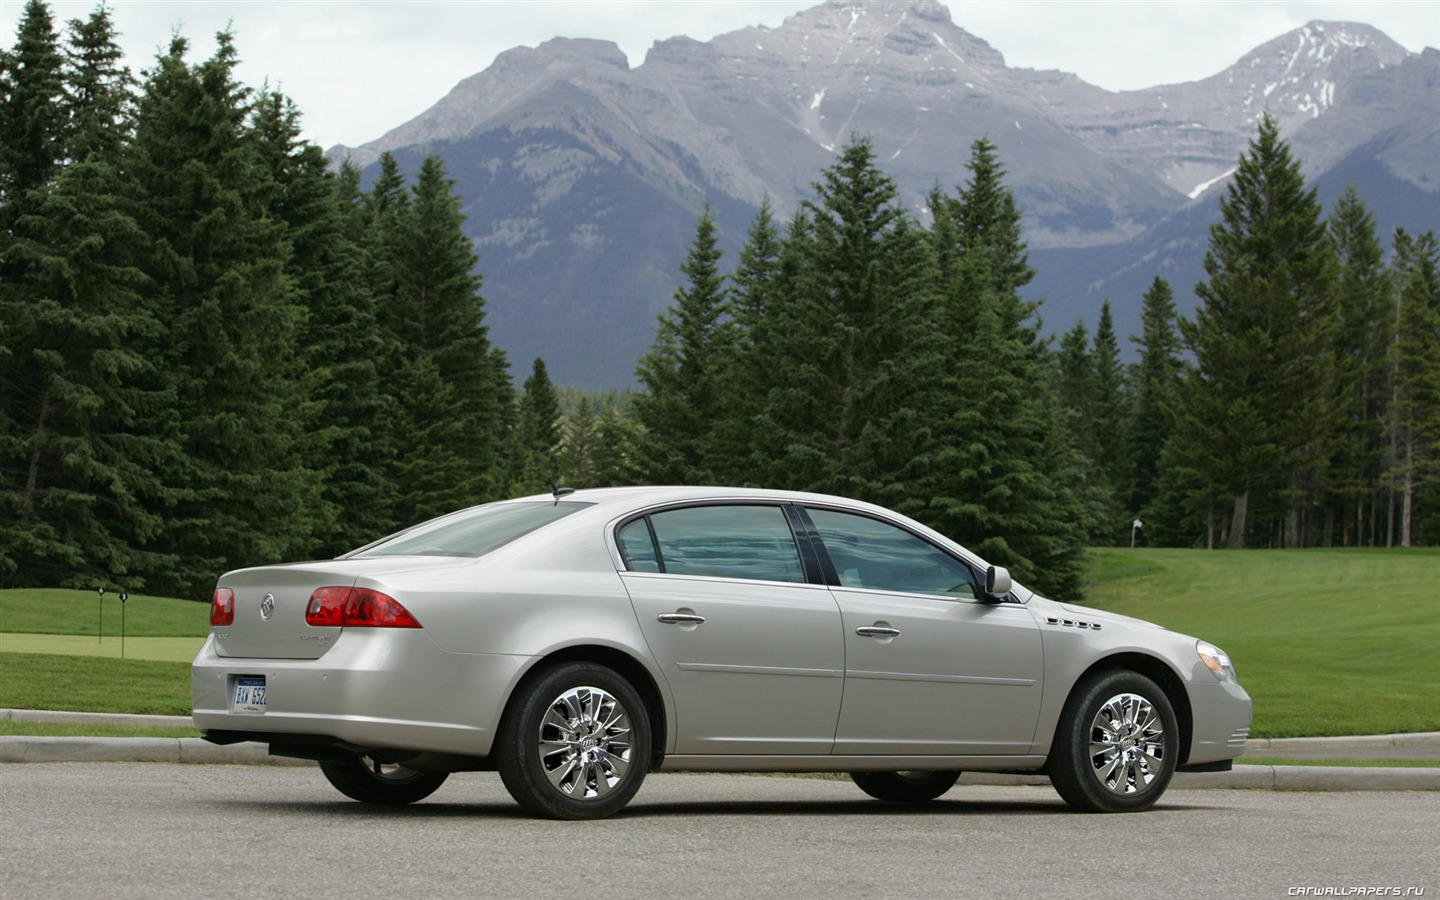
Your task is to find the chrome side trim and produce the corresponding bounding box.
[846,670,1037,687]
[658,754,1049,773]
[675,662,843,678]
[1045,616,1102,630]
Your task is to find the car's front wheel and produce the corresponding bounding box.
[318,754,449,805]
[850,770,961,802]
[1049,670,1178,812]
[495,661,652,820]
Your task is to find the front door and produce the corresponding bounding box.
[804,507,1045,756]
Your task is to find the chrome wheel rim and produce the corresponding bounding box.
[536,685,634,801]
[1088,692,1166,795]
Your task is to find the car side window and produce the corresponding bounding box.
[629,505,806,583]
[616,518,661,573]
[806,507,979,598]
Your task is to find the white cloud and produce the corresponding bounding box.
[7,0,1436,148]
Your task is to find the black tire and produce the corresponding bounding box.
[318,754,449,805]
[495,662,652,820]
[1050,670,1178,813]
[851,770,961,802]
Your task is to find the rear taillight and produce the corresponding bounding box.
[305,587,421,629]
[210,588,235,626]
[304,586,350,627]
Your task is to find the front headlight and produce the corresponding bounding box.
[1196,640,1237,684]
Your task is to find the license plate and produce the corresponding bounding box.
[231,676,267,715]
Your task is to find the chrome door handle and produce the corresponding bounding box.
[855,626,900,638]
[658,613,706,625]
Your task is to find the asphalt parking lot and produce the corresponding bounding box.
[1,762,1435,899]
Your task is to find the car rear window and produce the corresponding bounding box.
[348,502,590,558]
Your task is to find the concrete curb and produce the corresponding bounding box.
[0,736,312,766]
[0,708,192,728]
[1245,731,1440,751]
[3,710,1437,789]
[0,708,309,766]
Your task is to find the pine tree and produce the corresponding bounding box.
[1326,187,1391,545]
[1385,229,1440,546]
[0,2,69,580]
[729,197,783,329]
[0,0,65,234]
[512,358,562,494]
[925,139,1087,597]
[250,90,393,553]
[1172,113,1339,548]
[558,395,599,488]
[927,248,1088,595]
[0,5,178,588]
[1052,317,1118,544]
[59,3,132,163]
[1087,302,1131,542]
[1055,320,1095,452]
[936,137,1039,341]
[1127,277,1191,546]
[632,207,730,485]
[750,137,944,508]
[590,398,641,489]
[707,200,782,484]
[374,153,511,521]
[125,32,321,594]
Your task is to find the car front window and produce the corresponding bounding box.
[806,507,978,597]
[349,501,590,558]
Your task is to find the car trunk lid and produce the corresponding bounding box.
[210,558,457,660]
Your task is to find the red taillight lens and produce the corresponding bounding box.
[305,587,421,629]
[210,588,235,626]
[304,586,350,627]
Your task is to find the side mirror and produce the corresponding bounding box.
[984,565,1012,599]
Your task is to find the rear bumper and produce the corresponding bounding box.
[190,632,531,759]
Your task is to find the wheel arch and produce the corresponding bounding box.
[1065,653,1194,766]
[503,644,668,771]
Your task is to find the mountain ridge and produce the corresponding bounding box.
[326,0,1438,388]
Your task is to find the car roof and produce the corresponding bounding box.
[504,485,897,516]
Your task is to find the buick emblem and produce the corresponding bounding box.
[260,593,276,621]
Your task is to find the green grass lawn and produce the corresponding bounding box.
[0,651,193,715]
[0,589,208,716]
[1083,546,1440,738]
[0,720,200,738]
[3,552,1439,740]
[0,588,209,637]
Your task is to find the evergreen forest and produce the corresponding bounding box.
[3,3,1438,601]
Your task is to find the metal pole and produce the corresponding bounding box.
[97,587,104,643]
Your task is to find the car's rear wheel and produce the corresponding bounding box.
[1050,670,1178,813]
[495,661,651,820]
[850,770,960,802]
[318,754,449,805]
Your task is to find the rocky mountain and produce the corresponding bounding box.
[329,0,1440,388]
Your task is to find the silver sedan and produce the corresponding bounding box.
[192,486,1252,819]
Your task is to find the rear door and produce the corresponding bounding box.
[618,503,844,756]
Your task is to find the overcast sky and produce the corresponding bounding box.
[6,0,1438,149]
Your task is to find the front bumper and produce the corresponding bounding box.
[1185,680,1253,766]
